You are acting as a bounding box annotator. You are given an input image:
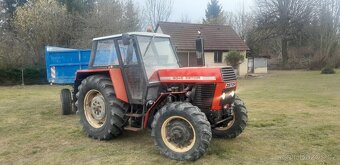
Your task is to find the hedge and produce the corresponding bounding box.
[0,68,47,85]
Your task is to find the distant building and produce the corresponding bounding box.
[247,55,270,74]
[156,22,250,76]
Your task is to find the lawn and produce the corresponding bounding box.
[0,70,339,165]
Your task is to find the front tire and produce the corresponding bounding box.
[151,102,212,161]
[76,75,128,140]
[212,95,248,139]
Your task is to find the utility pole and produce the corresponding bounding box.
[21,68,24,86]
[242,0,245,39]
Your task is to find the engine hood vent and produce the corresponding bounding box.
[221,67,237,82]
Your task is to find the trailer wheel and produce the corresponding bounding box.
[151,102,212,161]
[212,95,248,139]
[60,88,73,115]
[76,75,128,140]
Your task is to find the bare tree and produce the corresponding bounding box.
[214,11,253,40]
[0,31,26,69]
[309,0,340,68]
[0,1,7,29]
[72,0,141,48]
[255,0,315,67]
[144,0,173,30]
[14,0,72,67]
[282,0,340,69]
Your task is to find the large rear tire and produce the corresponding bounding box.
[76,75,128,140]
[151,102,212,161]
[212,95,248,139]
[60,88,73,115]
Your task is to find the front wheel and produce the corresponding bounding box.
[212,95,248,139]
[151,102,212,161]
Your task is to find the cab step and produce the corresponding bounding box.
[124,126,143,131]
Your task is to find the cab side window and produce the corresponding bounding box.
[93,39,119,66]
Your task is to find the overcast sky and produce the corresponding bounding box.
[136,0,256,23]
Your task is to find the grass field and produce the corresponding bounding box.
[0,70,339,165]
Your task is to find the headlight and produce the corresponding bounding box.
[221,90,235,99]
[228,90,235,97]
[221,92,226,99]
[220,90,235,105]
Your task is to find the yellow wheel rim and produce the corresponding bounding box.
[84,89,106,128]
[161,116,196,153]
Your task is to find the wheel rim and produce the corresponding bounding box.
[215,109,236,131]
[84,89,106,128]
[161,116,196,153]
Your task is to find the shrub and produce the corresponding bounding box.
[335,55,340,68]
[0,67,47,85]
[0,69,21,85]
[23,68,47,84]
[225,51,244,68]
[321,66,336,74]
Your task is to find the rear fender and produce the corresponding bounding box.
[74,68,128,103]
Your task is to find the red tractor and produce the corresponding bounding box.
[61,32,248,160]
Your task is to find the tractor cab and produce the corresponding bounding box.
[89,32,179,104]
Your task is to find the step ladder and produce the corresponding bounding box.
[124,113,144,131]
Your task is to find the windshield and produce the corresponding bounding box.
[137,36,179,80]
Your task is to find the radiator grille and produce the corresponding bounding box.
[192,84,215,113]
[221,67,237,82]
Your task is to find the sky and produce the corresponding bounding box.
[136,0,256,23]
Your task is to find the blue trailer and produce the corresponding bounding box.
[45,46,91,84]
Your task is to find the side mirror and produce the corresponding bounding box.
[122,33,131,45]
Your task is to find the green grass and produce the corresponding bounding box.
[0,70,339,165]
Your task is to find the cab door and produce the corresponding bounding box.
[116,38,147,104]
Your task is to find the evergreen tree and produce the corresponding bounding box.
[203,0,226,25]
[123,0,140,31]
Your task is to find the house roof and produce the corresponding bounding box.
[156,22,249,51]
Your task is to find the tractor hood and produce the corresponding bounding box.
[157,66,236,83]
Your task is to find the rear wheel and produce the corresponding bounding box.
[60,88,73,115]
[151,102,212,161]
[212,95,248,139]
[76,75,128,140]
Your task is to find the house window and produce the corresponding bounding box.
[214,51,223,63]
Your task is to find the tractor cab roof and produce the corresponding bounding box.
[93,32,170,41]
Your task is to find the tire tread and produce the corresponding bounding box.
[151,102,212,161]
